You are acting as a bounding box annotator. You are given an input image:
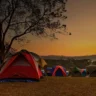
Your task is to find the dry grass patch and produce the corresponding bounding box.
[0,77,96,96]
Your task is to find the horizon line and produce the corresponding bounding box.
[41,54,96,57]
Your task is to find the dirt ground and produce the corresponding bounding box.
[0,77,96,96]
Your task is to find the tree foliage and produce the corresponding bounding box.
[0,0,68,63]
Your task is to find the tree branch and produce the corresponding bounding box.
[1,14,10,24]
[4,31,27,56]
[10,21,31,26]
[1,0,11,23]
[5,3,47,56]
[3,9,15,36]
[0,23,2,43]
[3,0,18,44]
[4,20,39,55]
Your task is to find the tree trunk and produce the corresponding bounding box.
[0,52,5,64]
[0,23,5,64]
[0,42,5,64]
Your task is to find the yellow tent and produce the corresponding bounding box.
[38,58,47,68]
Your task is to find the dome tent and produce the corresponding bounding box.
[4,49,47,69]
[0,49,43,81]
[70,67,81,77]
[86,65,96,77]
[52,65,67,76]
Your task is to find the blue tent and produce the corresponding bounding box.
[52,65,67,76]
[46,67,53,76]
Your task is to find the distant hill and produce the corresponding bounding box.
[41,55,68,60]
[41,55,96,69]
[41,55,96,61]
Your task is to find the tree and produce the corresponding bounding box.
[0,0,68,64]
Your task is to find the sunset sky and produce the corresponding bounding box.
[13,0,96,56]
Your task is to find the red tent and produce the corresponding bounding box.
[0,50,42,80]
[52,65,66,76]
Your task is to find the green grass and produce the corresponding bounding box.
[0,77,96,96]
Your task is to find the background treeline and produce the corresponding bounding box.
[44,59,94,70]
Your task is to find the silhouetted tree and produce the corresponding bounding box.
[0,0,69,64]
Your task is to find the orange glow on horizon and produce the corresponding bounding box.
[12,0,96,56]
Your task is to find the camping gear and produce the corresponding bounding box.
[30,51,47,68]
[80,69,87,77]
[66,71,70,76]
[4,49,47,69]
[37,58,47,68]
[0,50,43,81]
[46,67,53,76]
[70,67,81,77]
[52,65,67,76]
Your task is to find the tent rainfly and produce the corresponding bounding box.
[70,67,82,77]
[86,65,96,77]
[0,50,43,80]
[52,65,67,76]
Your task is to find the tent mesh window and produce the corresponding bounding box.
[55,68,64,76]
[12,54,30,66]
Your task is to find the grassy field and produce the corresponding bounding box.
[0,77,96,96]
